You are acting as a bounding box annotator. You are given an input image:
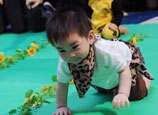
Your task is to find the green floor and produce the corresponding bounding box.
[0,24,158,115]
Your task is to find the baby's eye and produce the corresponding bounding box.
[72,45,79,49]
[59,50,65,53]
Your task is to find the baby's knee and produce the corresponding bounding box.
[129,73,149,101]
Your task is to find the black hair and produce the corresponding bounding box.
[46,6,92,45]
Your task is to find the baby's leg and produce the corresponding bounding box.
[129,73,148,101]
[118,26,128,35]
[143,77,151,90]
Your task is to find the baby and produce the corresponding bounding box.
[46,7,154,115]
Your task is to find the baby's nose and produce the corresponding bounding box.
[69,52,76,57]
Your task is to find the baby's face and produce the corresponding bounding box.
[54,32,94,64]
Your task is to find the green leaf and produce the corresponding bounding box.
[143,34,150,38]
[46,41,52,46]
[23,50,29,57]
[22,111,32,115]
[40,43,45,48]
[44,89,50,96]
[34,92,40,97]
[23,107,32,113]
[13,55,19,60]
[52,75,57,82]
[36,96,42,102]
[9,109,16,114]
[0,64,6,69]
[17,105,25,111]
[36,49,40,52]
[6,63,11,67]
[27,46,30,49]
[43,98,51,103]
[16,49,22,53]
[25,89,33,98]
[30,96,36,104]
[127,39,131,43]
[130,34,135,38]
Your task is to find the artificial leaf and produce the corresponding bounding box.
[25,89,33,98]
[52,75,57,82]
[9,109,16,114]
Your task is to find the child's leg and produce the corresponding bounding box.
[118,26,128,35]
[129,72,148,101]
[143,77,151,90]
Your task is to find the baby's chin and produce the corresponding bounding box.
[69,59,82,65]
[67,57,84,65]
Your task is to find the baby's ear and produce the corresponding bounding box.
[88,30,95,44]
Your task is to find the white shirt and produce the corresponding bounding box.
[57,37,132,90]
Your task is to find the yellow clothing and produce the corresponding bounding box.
[89,0,119,39]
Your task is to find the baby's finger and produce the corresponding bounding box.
[116,99,121,110]
[31,2,39,8]
[112,27,117,31]
[121,101,125,109]
[109,25,117,31]
[0,0,3,5]
[59,111,64,115]
[112,100,117,109]
[68,108,72,115]
[52,112,56,115]
[126,99,130,107]
[26,0,33,9]
[63,111,68,115]
[40,0,43,3]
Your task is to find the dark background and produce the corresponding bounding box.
[121,0,158,12]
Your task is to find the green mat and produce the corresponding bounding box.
[0,24,158,115]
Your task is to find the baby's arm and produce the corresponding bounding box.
[112,65,131,110]
[0,0,3,5]
[26,0,43,9]
[52,81,71,115]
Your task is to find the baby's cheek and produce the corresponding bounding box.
[80,49,89,57]
[60,54,66,60]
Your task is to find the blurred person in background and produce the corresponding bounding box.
[0,0,26,33]
[0,0,56,34]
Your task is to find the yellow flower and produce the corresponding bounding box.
[31,43,40,50]
[0,52,5,64]
[49,84,55,89]
[132,37,137,45]
[44,85,49,89]
[24,98,30,104]
[69,79,74,84]
[40,88,45,92]
[7,56,13,60]
[40,85,49,92]
[28,48,36,56]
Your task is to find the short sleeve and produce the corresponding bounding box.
[95,39,131,73]
[106,41,131,72]
[57,57,72,83]
[107,52,127,72]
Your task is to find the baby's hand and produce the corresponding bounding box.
[108,23,118,31]
[52,107,72,115]
[0,0,3,5]
[112,93,130,110]
[26,0,43,9]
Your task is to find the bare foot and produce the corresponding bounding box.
[143,77,151,90]
[119,26,128,35]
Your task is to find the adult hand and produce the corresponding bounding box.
[0,0,3,5]
[112,93,130,110]
[108,23,118,31]
[52,107,72,115]
[26,0,43,9]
